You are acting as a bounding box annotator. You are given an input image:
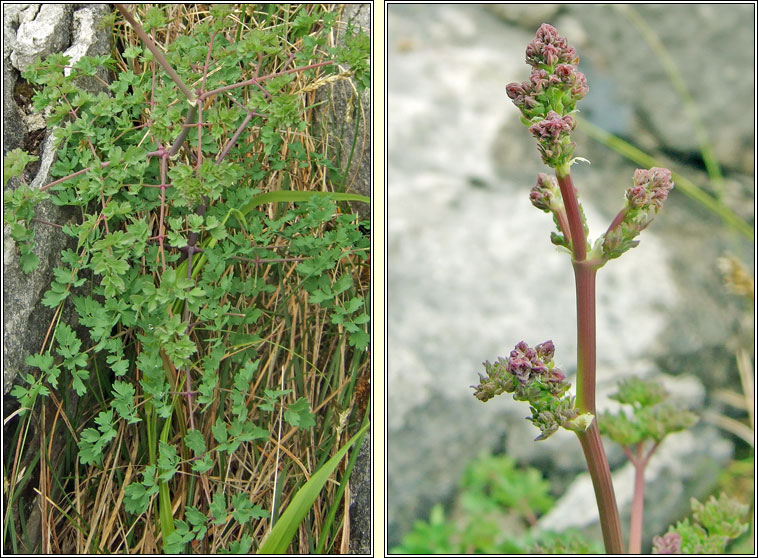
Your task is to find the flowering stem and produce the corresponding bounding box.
[554,167,586,261]
[573,259,597,413]
[577,424,625,553]
[559,167,624,553]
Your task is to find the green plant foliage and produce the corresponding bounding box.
[392,505,459,554]
[284,397,316,429]
[655,493,750,554]
[459,454,554,517]
[3,148,39,187]
[2,4,370,554]
[530,529,603,554]
[391,453,598,554]
[600,377,698,445]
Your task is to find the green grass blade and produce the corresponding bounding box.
[257,421,370,554]
[158,413,175,546]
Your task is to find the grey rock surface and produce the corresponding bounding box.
[6,4,73,71]
[3,3,112,392]
[575,4,755,175]
[2,56,26,154]
[349,435,372,554]
[387,4,752,548]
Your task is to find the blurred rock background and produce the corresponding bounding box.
[387,3,753,550]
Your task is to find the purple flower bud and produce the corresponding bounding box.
[548,367,566,383]
[652,532,682,554]
[513,341,529,354]
[536,340,555,360]
[508,356,533,382]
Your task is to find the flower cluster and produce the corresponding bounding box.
[626,168,675,210]
[528,111,577,168]
[472,340,592,440]
[529,172,562,212]
[525,23,578,67]
[602,167,674,260]
[506,24,588,168]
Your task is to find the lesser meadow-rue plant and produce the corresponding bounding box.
[4,5,369,554]
[472,23,748,554]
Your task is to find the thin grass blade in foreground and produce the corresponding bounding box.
[257,421,370,554]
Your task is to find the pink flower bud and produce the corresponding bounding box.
[626,185,648,207]
[529,112,575,141]
[530,174,559,212]
[542,44,559,66]
[629,168,674,210]
[570,71,589,99]
[536,23,560,43]
[529,69,549,91]
[633,168,649,187]
[649,167,672,186]
[526,24,580,67]
[506,82,524,100]
[554,63,573,80]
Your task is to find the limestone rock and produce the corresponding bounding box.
[3,4,112,393]
[349,435,372,554]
